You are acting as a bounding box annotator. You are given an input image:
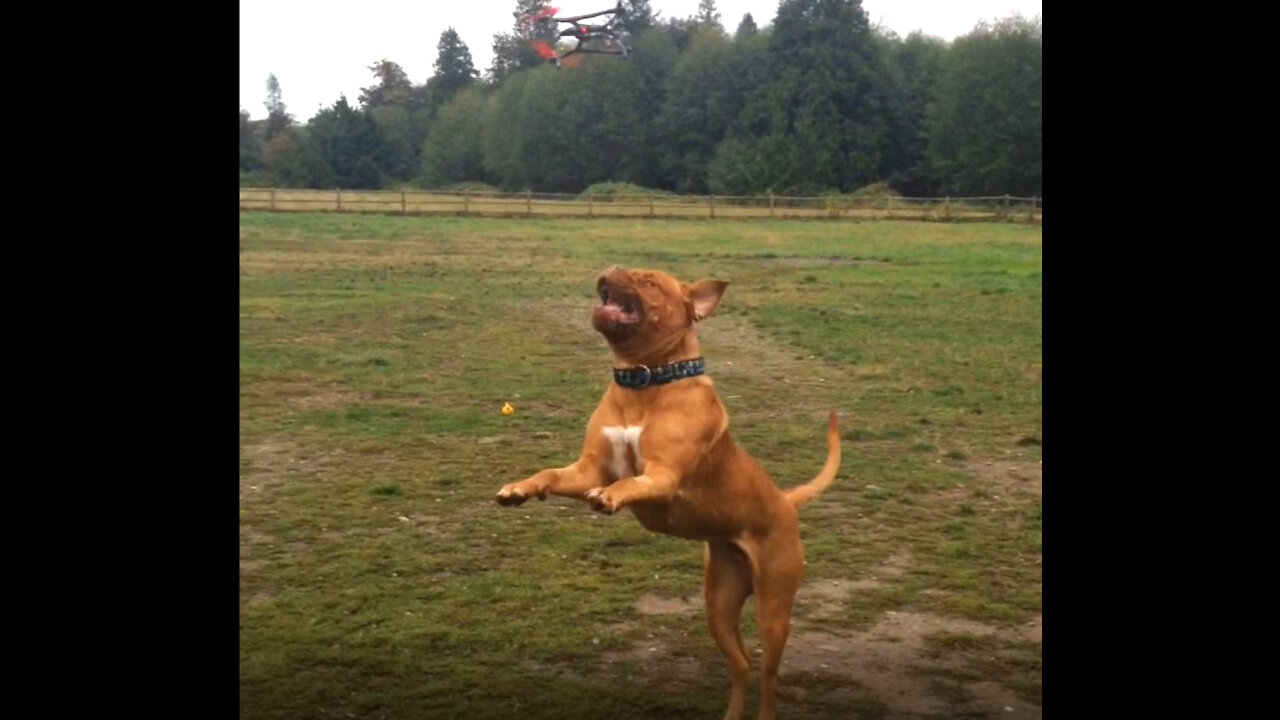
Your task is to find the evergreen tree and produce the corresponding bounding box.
[358,60,413,108]
[428,29,479,108]
[264,73,293,141]
[695,0,721,28]
[307,96,389,188]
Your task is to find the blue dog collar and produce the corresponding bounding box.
[613,357,706,389]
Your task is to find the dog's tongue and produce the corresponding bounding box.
[595,301,637,324]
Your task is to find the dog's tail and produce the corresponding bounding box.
[786,411,841,509]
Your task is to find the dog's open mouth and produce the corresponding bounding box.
[593,280,641,329]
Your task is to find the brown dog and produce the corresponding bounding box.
[495,265,841,720]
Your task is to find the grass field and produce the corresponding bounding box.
[239,213,1043,720]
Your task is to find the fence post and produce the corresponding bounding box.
[336,189,342,212]
[650,195,655,217]
[709,194,716,219]
[1029,196,1037,223]
[526,189,532,217]
[943,196,950,222]
[886,194,893,219]
[769,190,775,218]
[588,193,594,218]
[464,189,470,216]
[401,191,407,214]
[270,189,277,211]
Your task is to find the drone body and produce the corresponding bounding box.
[528,2,631,67]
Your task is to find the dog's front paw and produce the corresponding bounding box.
[495,481,544,506]
[585,487,620,515]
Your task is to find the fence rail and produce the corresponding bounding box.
[239,188,1042,223]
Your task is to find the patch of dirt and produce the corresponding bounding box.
[281,333,341,346]
[784,612,1038,719]
[798,552,915,618]
[238,250,448,275]
[597,616,697,670]
[636,593,702,616]
[241,437,300,471]
[240,437,344,490]
[966,461,1042,498]
[406,514,450,538]
[605,639,686,667]
[287,388,368,410]
[1022,614,1041,643]
[1024,363,1042,383]
[966,682,1042,720]
[596,586,1040,719]
[239,527,277,547]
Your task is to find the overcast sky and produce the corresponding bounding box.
[240,0,1041,121]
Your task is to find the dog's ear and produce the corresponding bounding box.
[685,279,729,322]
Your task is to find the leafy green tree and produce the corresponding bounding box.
[508,69,578,191]
[616,29,680,187]
[481,71,535,188]
[713,0,901,193]
[735,13,758,39]
[928,16,1041,196]
[658,28,734,192]
[370,105,417,181]
[265,128,334,188]
[240,109,263,171]
[421,89,490,186]
[664,24,770,193]
[886,31,947,195]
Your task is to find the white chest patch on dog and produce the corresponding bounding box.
[602,426,644,479]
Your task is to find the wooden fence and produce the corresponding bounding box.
[239,188,1042,223]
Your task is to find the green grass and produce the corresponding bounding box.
[240,213,1042,719]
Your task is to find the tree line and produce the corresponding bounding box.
[239,0,1041,198]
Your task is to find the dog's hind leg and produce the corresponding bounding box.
[705,541,753,720]
[745,535,804,720]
